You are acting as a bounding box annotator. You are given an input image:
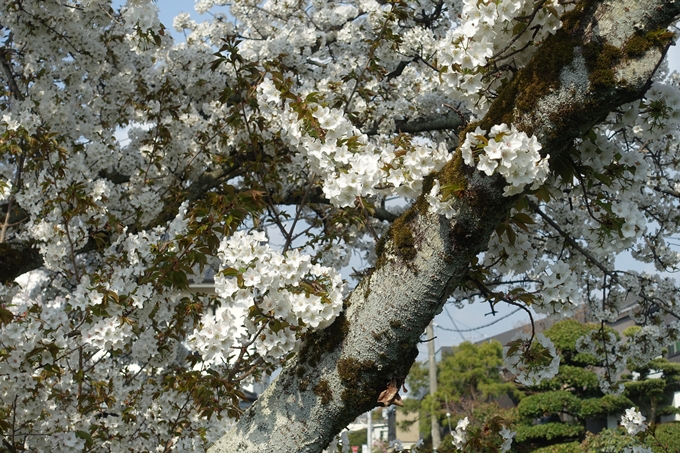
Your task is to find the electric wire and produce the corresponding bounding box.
[436,308,522,333]
[444,306,467,342]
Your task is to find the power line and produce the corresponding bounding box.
[436,308,522,333]
[444,306,467,342]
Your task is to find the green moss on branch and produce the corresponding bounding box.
[337,357,377,409]
[313,379,332,404]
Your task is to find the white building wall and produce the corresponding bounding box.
[661,391,680,423]
[607,414,618,430]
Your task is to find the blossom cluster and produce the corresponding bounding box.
[499,426,516,453]
[536,260,580,317]
[2,0,680,451]
[623,447,654,453]
[450,416,515,453]
[429,122,550,236]
[480,216,538,276]
[621,407,647,436]
[122,0,161,32]
[461,124,549,196]
[191,231,344,364]
[452,416,470,449]
[0,203,344,451]
[622,325,669,368]
[257,77,452,207]
[439,0,567,116]
[620,407,673,453]
[576,330,626,394]
[426,180,459,219]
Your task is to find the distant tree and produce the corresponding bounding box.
[528,326,680,453]
[574,423,680,453]
[406,360,429,398]
[621,328,680,423]
[645,423,680,453]
[400,360,429,438]
[402,341,516,439]
[513,320,632,451]
[436,341,518,416]
[347,429,367,450]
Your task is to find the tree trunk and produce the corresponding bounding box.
[208,1,680,452]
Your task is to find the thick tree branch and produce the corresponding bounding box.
[0,240,41,285]
[364,110,465,135]
[277,186,400,223]
[208,1,680,452]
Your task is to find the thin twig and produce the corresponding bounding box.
[488,0,549,62]
[283,173,317,253]
[529,199,611,276]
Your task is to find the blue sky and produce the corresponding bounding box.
[156,1,230,37]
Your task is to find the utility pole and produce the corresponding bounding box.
[366,408,372,452]
[386,407,396,442]
[427,322,441,451]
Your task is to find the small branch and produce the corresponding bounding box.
[467,275,535,342]
[488,0,549,63]
[356,196,380,243]
[502,296,536,344]
[0,48,23,101]
[163,395,194,453]
[529,199,611,276]
[0,197,14,244]
[385,59,413,80]
[344,3,397,113]
[413,1,444,27]
[283,173,317,253]
[1,148,25,243]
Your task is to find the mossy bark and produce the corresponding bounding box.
[208,2,680,452]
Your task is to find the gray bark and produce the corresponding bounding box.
[364,110,465,136]
[208,1,680,452]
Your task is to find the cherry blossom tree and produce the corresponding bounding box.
[2,0,680,452]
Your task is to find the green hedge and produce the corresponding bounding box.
[517,391,581,420]
[531,442,580,453]
[515,422,583,442]
[580,428,637,453]
[647,422,680,453]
